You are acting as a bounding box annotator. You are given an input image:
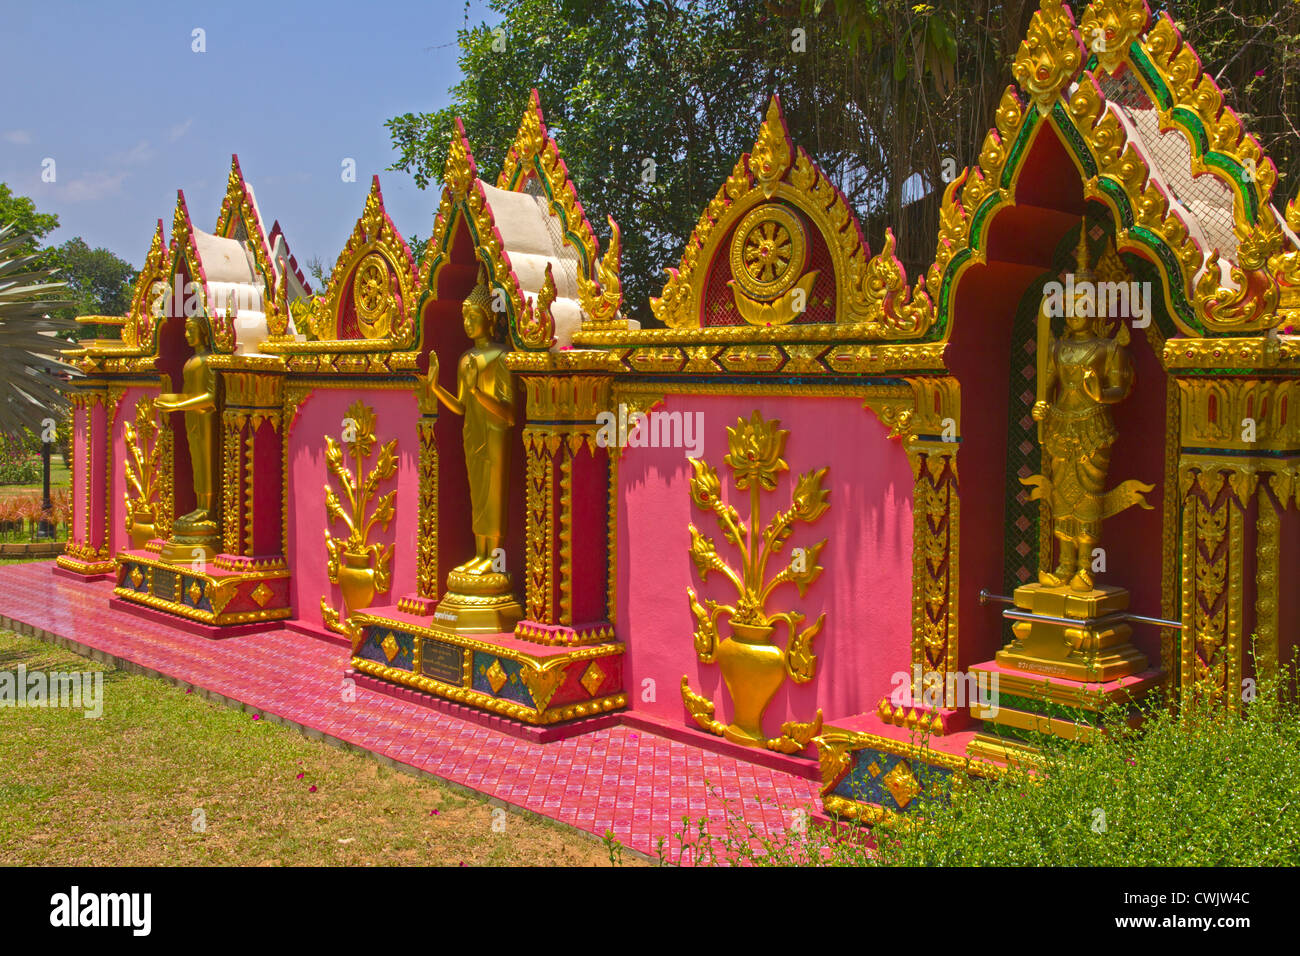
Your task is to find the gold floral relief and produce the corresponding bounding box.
[680,411,830,753]
[122,397,162,549]
[321,400,399,644]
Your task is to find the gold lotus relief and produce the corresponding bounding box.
[320,400,399,647]
[728,205,818,327]
[681,410,830,753]
[123,397,163,549]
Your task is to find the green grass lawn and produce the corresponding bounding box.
[0,629,627,866]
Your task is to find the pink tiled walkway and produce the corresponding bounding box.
[0,562,820,862]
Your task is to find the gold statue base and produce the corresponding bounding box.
[965,660,1164,765]
[435,567,524,634]
[159,518,220,565]
[995,583,1148,683]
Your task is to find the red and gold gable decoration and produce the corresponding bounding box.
[293,176,419,348]
[652,96,934,339]
[167,189,234,352]
[928,0,1300,343]
[214,156,281,333]
[121,219,171,353]
[418,117,555,352]
[496,89,624,330]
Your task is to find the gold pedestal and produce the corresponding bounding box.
[965,662,1164,765]
[995,583,1148,682]
[435,568,524,634]
[159,518,219,565]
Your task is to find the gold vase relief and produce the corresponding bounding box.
[680,410,830,752]
[321,400,398,647]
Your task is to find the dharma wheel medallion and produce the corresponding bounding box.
[729,204,808,301]
[353,253,393,338]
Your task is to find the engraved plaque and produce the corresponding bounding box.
[154,568,177,603]
[421,638,465,686]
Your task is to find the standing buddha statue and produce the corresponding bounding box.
[156,315,220,561]
[418,270,524,633]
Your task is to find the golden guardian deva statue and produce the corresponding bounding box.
[1023,228,1153,592]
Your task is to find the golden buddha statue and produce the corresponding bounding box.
[156,315,221,562]
[418,272,524,633]
[1026,232,1151,592]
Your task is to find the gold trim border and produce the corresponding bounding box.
[351,657,627,726]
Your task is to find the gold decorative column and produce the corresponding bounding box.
[1255,477,1283,683]
[57,387,117,576]
[415,402,439,604]
[863,376,962,733]
[215,359,285,562]
[523,430,557,625]
[509,362,616,644]
[1173,372,1300,712]
[1178,463,1254,713]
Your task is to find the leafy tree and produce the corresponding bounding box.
[388,1,1296,322]
[0,183,59,252]
[384,0,1009,321]
[50,237,136,319]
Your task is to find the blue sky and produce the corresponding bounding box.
[0,0,497,280]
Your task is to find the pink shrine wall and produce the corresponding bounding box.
[286,387,421,628]
[110,386,159,555]
[72,406,89,545]
[617,392,914,731]
[88,403,108,551]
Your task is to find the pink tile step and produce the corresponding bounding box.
[0,561,822,863]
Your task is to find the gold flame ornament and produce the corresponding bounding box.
[321,400,398,644]
[681,410,830,752]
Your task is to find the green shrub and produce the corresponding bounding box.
[693,655,1300,866]
[0,457,40,485]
